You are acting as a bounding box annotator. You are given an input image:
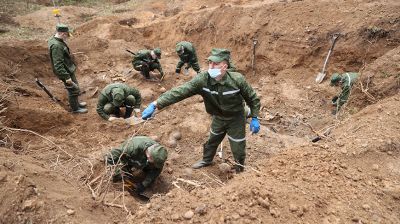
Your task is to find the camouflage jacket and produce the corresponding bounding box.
[336,72,358,109]
[48,36,76,81]
[132,49,163,74]
[157,71,260,119]
[97,83,142,120]
[176,41,199,69]
[107,136,163,188]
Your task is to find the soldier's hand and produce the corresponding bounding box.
[142,102,157,120]
[134,108,141,117]
[65,78,73,85]
[108,117,123,122]
[250,117,260,134]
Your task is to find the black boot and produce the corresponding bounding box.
[114,106,121,118]
[69,96,88,114]
[235,159,245,173]
[124,106,133,119]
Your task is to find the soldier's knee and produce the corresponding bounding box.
[125,95,136,106]
[104,103,115,114]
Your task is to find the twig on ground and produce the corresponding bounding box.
[202,172,224,186]
[176,178,202,187]
[3,127,73,158]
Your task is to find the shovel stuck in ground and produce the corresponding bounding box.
[315,33,340,84]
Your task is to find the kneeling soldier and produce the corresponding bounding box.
[96,83,142,121]
[106,136,168,194]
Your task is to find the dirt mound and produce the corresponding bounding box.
[129,95,400,223]
[14,6,97,35]
[0,0,399,223]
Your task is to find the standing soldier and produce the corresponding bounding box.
[48,24,87,113]
[107,136,168,194]
[96,83,142,122]
[141,48,261,172]
[175,41,201,75]
[330,72,358,115]
[132,48,164,80]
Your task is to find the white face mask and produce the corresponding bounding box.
[208,68,221,78]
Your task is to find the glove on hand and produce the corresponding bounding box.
[175,68,181,74]
[250,117,260,134]
[141,102,156,120]
[135,182,145,194]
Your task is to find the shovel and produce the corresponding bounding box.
[315,34,340,84]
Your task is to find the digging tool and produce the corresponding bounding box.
[251,38,258,76]
[125,49,136,56]
[124,178,150,202]
[311,127,333,143]
[35,78,68,111]
[315,34,340,84]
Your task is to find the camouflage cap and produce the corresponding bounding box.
[330,73,341,86]
[207,48,231,63]
[147,144,168,168]
[111,88,125,107]
[56,24,70,33]
[153,48,162,58]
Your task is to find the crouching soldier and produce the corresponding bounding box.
[330,72,358,115]
[175,41,201,75]
[106,136,168,194]
[132,48,164,80]
[96,83,142,122]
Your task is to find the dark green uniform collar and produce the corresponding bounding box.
[209,71,230,86]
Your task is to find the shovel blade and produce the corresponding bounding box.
[315,72,326,83]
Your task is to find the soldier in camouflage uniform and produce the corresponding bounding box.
[330,72,359,115]
[48,24,87,113]
[175,41,201,74]
[142,48,261,172]
[106,136,168,194]
[96,83,142,121]
[131,48,164,80]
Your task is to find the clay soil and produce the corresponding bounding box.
[0,0,399,223]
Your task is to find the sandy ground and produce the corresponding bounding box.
[0,0,399,223]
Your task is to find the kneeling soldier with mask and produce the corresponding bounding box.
[96,83,142,122]
[106,136,168,194]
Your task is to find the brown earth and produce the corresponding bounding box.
[0,0,399,223]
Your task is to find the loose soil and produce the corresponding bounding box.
[0,0,399,223]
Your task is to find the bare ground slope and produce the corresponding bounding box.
[0,0,399,223]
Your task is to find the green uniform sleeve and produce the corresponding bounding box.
[51,44,71,81]
[107,147,123,165]
[129,88,142,109]
[176,59,185,70]
[96,94,110,120]
[238,76,260,117]
[156,60,164,75]
[157,74,204,109]
[337,85,350,110]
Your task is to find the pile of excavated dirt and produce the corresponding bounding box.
[0,0,399,223]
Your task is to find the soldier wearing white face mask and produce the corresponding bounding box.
[141,48,261,172]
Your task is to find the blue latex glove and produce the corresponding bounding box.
[141,102,157,120]
[250,117,260,134]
